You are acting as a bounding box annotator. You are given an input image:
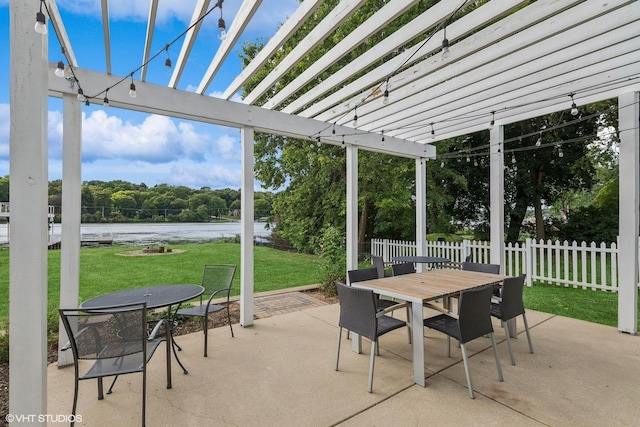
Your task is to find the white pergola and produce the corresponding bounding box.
[9,0,640,421]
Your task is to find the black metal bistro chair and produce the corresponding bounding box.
[335,282,407,393]
[59,302,164,427]
[423,285,504,399]
[491,274,534,365]
[176,264,236,357]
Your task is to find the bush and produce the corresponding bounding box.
[316,225,346,297]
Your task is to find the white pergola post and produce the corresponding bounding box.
[9,0,49,421]
[415,158,427,272]
[346,145,361,353]
[240,126,255,327]
[489,125,505,270]
[346,145,358,272]
[57,93,83,366]
[617,91,639,334]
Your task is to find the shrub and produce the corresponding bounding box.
[316,225,346,297]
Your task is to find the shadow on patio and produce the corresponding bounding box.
[47,291,640,426]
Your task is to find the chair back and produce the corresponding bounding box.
[200,264,236,305]
[371,255,386,279]
[498,274,526,320]
[336,282,378,341]
[59,302,149,363]
[457,285,494,344]
[391,262,415,276]
[348,267,379,284]
[461,262,500,274]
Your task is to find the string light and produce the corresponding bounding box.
[569,93,579,116]
[218,4,227,41]
[55,60,65,78]
[383,79,389,105]
[511,153,516,164]
[129,76,137,99]
[77,88,86,102]
[489,111,495,129]
[441,24,449,59]
[353,106,358,127]
[34,0,47,35]
[164,45,172,68]
[535,133,542,146]
[103,88,110,107]
[381,130,385,145]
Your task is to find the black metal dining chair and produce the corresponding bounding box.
[371,255,391,278]
[335,282,407,393]
[59,302,164,427]
[391,262,416,276]
[176,264,236,357]
[491,274,534,365]
[348,268,411,344]
[423,285,504,399]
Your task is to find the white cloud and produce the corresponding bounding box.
[55,0,196,23]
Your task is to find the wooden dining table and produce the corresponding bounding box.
[351,269,509,387]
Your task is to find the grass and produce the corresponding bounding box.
[524,281,640,330]
[0,242,323,323]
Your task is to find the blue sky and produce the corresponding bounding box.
[0,0,299,190]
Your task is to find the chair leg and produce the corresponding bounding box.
[335,327,342,371]
[522,313,534,353]
[368,340,376,393]
[460,343,475,399]
[490,332,504,382]
[446,335,451,358]
[227,307,235,338]
[503,320,516,366]
[107,375,119,394]
[203,316,208,357]
[142,366,147,427]
[71,378,79,427]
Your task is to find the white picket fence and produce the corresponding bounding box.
[371,238,620,292]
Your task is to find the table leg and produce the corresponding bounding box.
[411,300,426,387]
[164,320,172,389]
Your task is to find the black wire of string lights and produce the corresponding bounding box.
[40,0,227,106]
[434,101,637,166]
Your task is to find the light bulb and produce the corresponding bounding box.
[219,30,227,41]
[535,136,541,147]
[441,39,449,58]
[103,96,109,107]
[353,113,358,127]
[558,148,564,158]
[571,103,579,116]
[440,161,444,168]
[35,11,47,35]
[55,61,65,78]
[165,58,172,68]
[129,82,137,98]
[383,89,389,105]
[511,154,516,164]
[466,156,470,162]
[77,88,86,102]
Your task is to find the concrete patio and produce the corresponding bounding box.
[46,292,640,426]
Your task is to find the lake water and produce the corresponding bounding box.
[0,222,272,246]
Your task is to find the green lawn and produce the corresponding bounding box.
[0,242,323,325]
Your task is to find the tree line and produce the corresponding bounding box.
[0,177,275,223]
